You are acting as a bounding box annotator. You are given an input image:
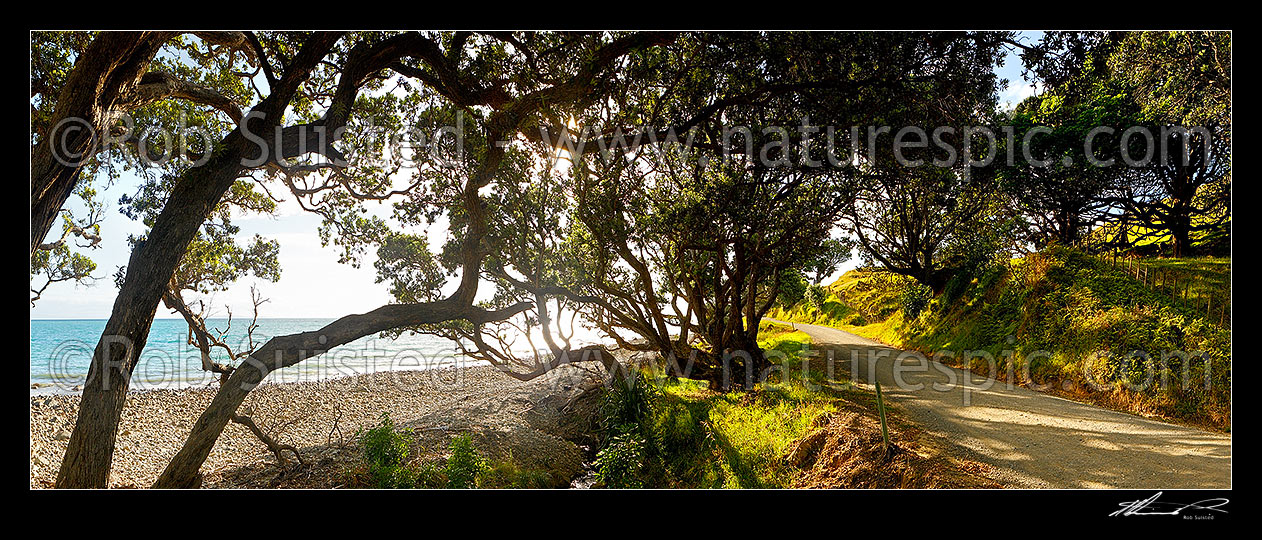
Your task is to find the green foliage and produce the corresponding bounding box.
[476,457,554,489]
[594,427,646,489]
[120,176,280,295]
[374,233,446,303]
[804,284,827,309]
[597,374,662,445]
[31,244,97,293]
[348,418,552,489]
[802,238,854,283]
[769,269,912,329]
[1106,31,1230,128]
[1010,32,1230,256]
[777,269,808,308]
[31,185,105,304]
[444,434,489,489]
[591,327,847,488]
[355,413,416,489]
[413,461,446,489]
[899,281,932,319]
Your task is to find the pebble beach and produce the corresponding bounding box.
[30,363,612,488]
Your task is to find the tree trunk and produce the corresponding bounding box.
[151,300,534,488]
[31,32,171,255]
[54,33,343,487]
[55,134,255,488]
[927,269,953,295]
[1169,201,1192,258]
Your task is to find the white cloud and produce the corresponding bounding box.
[1000,80,1042,111]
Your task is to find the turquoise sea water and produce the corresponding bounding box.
[29,318,475,395]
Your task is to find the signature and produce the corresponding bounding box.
[1110,492,1229,517]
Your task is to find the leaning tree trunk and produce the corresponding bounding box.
[55,132,258,488]
[54,33,342,487]
[151,299,555,488]
[31,32,171,255]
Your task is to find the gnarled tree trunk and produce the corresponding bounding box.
[31,32,172,255]
[54,33,343,488]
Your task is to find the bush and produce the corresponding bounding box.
[804,284,827,309]
[598,374,661,444]
[899,281,932,319]
[594,426,646,488]
[350,416,554,489]
[355,412,416,488]
[592,372,667,488]
[777,269,809,307]
[414,461,445,488]
[444,434,489,488]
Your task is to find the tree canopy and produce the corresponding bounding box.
[29,30,1230,488]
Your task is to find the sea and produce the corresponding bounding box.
[29,318,491,395]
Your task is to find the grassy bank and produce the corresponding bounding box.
[769,247,1232,431]
[592,322,999,488]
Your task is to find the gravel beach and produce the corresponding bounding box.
[30,362,617,488]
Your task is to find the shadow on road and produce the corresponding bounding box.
[776,320,1231,489]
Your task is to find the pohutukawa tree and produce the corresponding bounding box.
[468,31,1019,387]
[1105,31,1231,256]
[844,166,999,294]
[1115,124,1230,257]
[46,31,685,488]
[1010,31,1231,256]
[31,31,253,257]
[31,32,253,304]
[1000,88,1139,249]
[837,33,1010,293]
[36,30,1030,488]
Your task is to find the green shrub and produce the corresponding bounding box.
[414,461,446,488]
[777,269,809,307]
[598,374,661,444]
[592,373,663,488]
[804,284,827,309]
[899,281,932,319]
[594,426,646,488]
[355,412,416,488]
[444,434,489,488]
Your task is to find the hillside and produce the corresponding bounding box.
[769,247,1231,431]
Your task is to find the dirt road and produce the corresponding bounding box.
[775,320,1231,488]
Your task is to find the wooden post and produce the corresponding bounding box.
[875,380,890,456]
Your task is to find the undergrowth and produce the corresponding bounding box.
[345,413,553,489]
[591,323,862,488]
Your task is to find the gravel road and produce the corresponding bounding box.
[774,320,1232,489]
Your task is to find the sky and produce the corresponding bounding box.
[996,31,1045,111]
[30,31,1044,320]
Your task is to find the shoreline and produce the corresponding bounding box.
[31,362,614,488]
[29,357,494,397]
